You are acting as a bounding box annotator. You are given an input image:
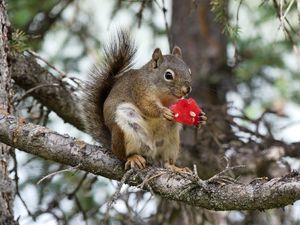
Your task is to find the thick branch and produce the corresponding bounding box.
[1,112,300,211]
[10,53,84,131]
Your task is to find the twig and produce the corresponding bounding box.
[279,0,295,30]
[42,108,51,126]
[64,76,83,89]
[102,169,135,224]
[74,195,89,225]
[207,165,245,183]
[279,120,300,130]
[26,50,67,79]
[10,148,35,219]
[233,0,243,66]
[154,0,172,52]
[279,0,284,28]
[67,172,89,199]
[136,170,167,189]
[273,0,300,61]
[14,84,60,106]
[179,183,198,197]
[136,194,154,215]
[136,0,147,28]
[297,0,300,25]
[193,164,198,177]
[37,164,81,184]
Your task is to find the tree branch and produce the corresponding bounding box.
[1,112,300,211]
[10,53,84,130]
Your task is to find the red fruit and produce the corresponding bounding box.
[169,98,202,126]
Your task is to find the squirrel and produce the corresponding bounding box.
[82,31,206,173]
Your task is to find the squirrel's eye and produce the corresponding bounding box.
[164,69,175,81]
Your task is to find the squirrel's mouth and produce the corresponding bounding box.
[173,94,185,99]
[161,94,182,107]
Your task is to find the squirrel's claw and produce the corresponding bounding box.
[194,111,207,128]
[162,107,174,121]
[200,111,207,121]
[125,154,146,170]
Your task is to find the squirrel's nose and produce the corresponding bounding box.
[181,86,192,96]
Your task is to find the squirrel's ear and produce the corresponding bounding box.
[152,48,163,68]
[172,46,182,59]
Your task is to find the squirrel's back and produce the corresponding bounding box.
[82,31,137,146]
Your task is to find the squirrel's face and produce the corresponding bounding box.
[149,47,192,104]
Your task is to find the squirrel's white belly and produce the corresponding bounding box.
[115,102,181,162]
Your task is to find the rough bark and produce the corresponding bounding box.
[0,112,300,211]
[0,1,18,224]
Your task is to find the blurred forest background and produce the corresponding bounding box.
[5,0,300,224]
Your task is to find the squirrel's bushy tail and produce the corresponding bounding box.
[82,30,137,146]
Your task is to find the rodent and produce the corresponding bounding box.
[83,30,196,173]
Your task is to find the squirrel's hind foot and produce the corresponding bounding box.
[125,154,146,170]
[165,164,192,174]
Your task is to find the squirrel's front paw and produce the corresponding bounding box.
[125,154,146,170]
[162,107,174,121]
